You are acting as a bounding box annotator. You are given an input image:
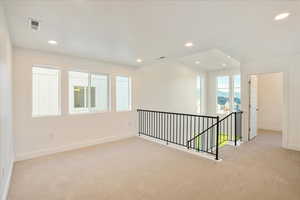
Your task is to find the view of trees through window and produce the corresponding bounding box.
[73,86,97,108]
[217,76,230,114]
[233,75,241,112]
[74,86,87,108]
[69,71,108,113]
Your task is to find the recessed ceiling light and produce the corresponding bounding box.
[222,63,227,67]
[136,58,143,63]
[48,40,57,45]
[185,42,194,47]
[227,55,231,58]
[195,61,200,64]
[274,12,290,21]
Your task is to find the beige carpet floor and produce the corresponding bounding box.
[8,131,300,200]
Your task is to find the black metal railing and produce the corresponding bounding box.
[137,109,243,160]
[187,111,243,160]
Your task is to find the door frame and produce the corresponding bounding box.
[246,72,286,145]
[248,75,258,140]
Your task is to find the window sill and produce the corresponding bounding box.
[116,110,132,112]
[68,110,110,116]
[32,114,61,119]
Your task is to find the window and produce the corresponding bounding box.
[32,67,60,117]
[233,75,241,112]
[116,76,131,111]
[90,74,109,112]
[216,76,230,114]
[69,71,109,113]
[196,75,201,113]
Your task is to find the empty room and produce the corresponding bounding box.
[1,1,300,200]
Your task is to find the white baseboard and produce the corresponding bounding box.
[286,144,300,151]
[0,159,14,200]
[16,134,135,161]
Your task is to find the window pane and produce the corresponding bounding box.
[234,75,241,88]
[69,71,89,113]
[116,76,131,111]
[217,76,229,89]
[32,67,60,116]
[90,74,108,112]
[234,75,241,112]
[74,86,87,108]
[217,76,230,114]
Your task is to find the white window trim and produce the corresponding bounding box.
[232,74,241,112]
[32,65,62,118]
[116,75,132,112]
[68,70,110,114]
[196,75,203,114]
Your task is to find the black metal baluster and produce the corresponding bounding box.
[173,114,175,144]
[151,112,153,137]
[139,111,141,135]
[186,116,188,146]
[230,114,232,141]
[227,116,229,142]
[182,115,185,146]
[206,118,209,152]
[166,114,169,144]
[155,112,157,138]
[176,115,178,145]
[164,113,166,141]
[158,113,161,139]
[190,116,192,149]
[156,112,158,139]
[179,115,182,145]
[170,114,172,143]
[145,111,147,136]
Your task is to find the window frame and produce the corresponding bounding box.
[196,75,202,114]
[216,76,231,115]
[68,70,110,114]
[116,75,132,112]
[216,74,241,115]
[232,74,241,112]
[32,65,62,118]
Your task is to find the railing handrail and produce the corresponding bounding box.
[137,109,218,119]
[137,109,243,160]
[188,111,243,143]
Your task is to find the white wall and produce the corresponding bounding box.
[206,68,240,115]
[257,73,283,131]
[0,4,14,200]
[13,48,137,161]
[241,55,300,151]
[135,61,206,114]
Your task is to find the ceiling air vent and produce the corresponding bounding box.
[29,18,40,31]
[158,56,166,60]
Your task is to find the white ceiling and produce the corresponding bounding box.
[179,49,240,71]
[3,1,300,68]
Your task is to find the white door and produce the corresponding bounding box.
[249,75,258,140]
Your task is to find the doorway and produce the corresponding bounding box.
[248,72,283,146]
